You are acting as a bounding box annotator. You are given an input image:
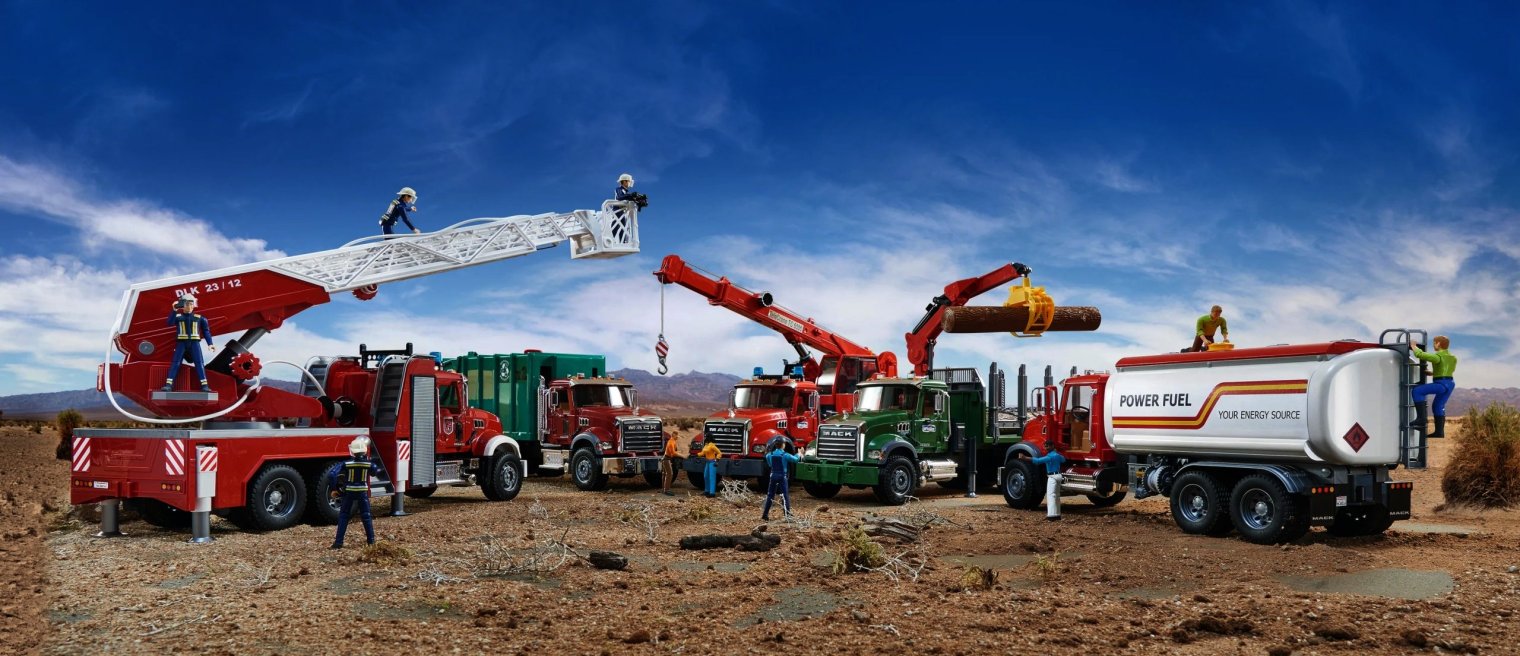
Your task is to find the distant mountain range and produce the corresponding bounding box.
[1,373,1513,421]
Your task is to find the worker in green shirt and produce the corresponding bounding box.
[1190,305,1229,352]
[1410,336,1457,438]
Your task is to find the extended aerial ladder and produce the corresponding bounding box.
[653,254,896,414]
[104,201,641,423]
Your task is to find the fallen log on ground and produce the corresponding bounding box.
[862,516,921,543]
[587,551,628,570]
[679,529,781,552]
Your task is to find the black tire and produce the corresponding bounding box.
[130,499,192,530]
[642,471,664,489]
[802,480,841,499]
[1327,505,1394,537]
[304,461,344,525]
[1085,484,1128,508]
[1169,471,1230,536]
[1228,474,1303,544]
[404,486,438,499]
[1001,458,1044,510]
[571,448,608,491]
[241,464,307,531]
[686,469,705,489]
[481,452,523,502]
[873,456,918,506]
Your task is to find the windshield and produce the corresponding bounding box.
[854,385,920,412]
[572,384,631,408]
[733,385,794,410]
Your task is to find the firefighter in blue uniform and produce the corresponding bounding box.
[331,437,377,549]
[161,294,215,392]
[761,437,800,521]
[379,186,420,235]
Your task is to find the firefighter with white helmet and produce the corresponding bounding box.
[615,173,647,209]
[160,294,216,393]
[379,186,421,236]
[331,436,377,548]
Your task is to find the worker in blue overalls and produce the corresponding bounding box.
[1030,440,1066,521]
[161,294,215,392]
[331,437,377,549]
[379,186,420,235]
[761,437,800,521]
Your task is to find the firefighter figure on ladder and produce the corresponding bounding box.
[161,294,215,392]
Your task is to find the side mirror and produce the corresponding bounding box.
[549,390,560,408]
[933,392,945,415]
[809,392,819,412]
[728,389,737,410]
[629,389,637,408]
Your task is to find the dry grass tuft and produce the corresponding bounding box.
[1442,403,1520,508]
[829,525,887,574]
[957,565,998,591]
[358,541,413,564]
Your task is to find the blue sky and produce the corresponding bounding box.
[2,1,1518,396]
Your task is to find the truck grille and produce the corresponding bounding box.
[815,425,860,462]
[619,418,664,453]
[703,421,748,456]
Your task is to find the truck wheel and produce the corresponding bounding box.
[642,471,664,488]
[482,453,523,502]
[1327,506,1394,537]
[1229,474,1302,544]
[802,480,841,499]
[873,456,917,506]
[686,469,705,489]
[404,486,438,499]
[242,464,307,531]
[1001,458,1044,510]
[129,499,192,530]
[571,448,608,491]
[1169,471,1230,536]
[304,461,344,525]
[1085,484,1128,508]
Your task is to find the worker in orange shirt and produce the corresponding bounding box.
[698,440,722,498]
[661,432,681,496]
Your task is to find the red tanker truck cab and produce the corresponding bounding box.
[1000,335,1426,544]
[687,370,822,485]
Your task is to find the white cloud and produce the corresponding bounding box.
[0,154,285,268]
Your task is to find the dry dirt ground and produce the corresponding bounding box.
[5,423,1520,655]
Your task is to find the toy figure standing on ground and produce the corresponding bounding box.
[1030,440,1066,521]
[1410,336,1458,438]
[161,294,215,392]
[661,431,681,496]
[331,437,377,549]
[698,439,722,498]
[379,186,421,235]
[1189,305,1229,352]
[760,439,800,521]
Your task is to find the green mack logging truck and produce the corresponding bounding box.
[797,366,1027,505]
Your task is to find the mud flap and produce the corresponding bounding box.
[1384,481,1414,519]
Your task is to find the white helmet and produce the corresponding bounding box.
[617,174,633,184]
[177,293,197,307]
[348,436,370,456]
[397,187,417,198]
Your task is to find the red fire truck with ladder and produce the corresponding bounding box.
[652,255,1031,486]
[996,330,1430,544]
[70,200,641,541]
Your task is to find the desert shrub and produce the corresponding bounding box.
[54,408,84,460]
[957,565,998,591]
[829,525,887,574]
[359,541,413,564]
[31,422,43,434]
[1442,403,1520,507]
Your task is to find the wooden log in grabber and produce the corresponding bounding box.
[942,306,1103,334]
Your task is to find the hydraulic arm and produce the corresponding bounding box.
[903,262,1030,376]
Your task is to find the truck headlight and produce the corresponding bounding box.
[803,443,817,458]
[867,450,883,461]
[752,444,765,454]
[599,442,612,450]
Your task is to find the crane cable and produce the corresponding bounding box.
[655,284,670,375]
[103,334,328,425]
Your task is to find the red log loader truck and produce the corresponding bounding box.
[999,330,1430,543]
[70,201,641,538]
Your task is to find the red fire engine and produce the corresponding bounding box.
[70,202,641,539]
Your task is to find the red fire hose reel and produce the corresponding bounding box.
[230,352,262,380]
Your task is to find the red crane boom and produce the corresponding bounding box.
[903,262,1030,376]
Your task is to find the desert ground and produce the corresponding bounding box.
[4,422,1518,655]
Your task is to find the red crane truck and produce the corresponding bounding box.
[998,330,1429,544]
[652,255,1031,485]
[70,202,641,538]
